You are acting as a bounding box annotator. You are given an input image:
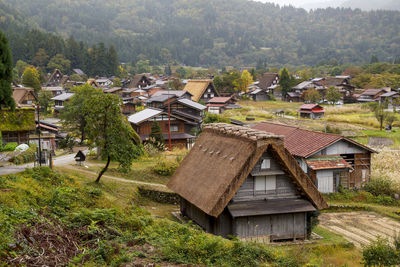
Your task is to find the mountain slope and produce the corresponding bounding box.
[2,0,400,67]
[341,0,400,11]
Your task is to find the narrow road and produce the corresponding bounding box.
[0,153,76,176]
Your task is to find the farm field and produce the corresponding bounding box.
[319,212,400,248]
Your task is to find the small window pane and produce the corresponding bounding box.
[265,175,276,190]
[261,159,270,169]
[255,176,266,191]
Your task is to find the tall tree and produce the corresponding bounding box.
[84,93,142,183]
[368,103,389,131]
[32,48,49,68]
[107,44,119,76]
[303,88,321,104]
[325,86,341,105]
[22,66,41,93]
[279,68,292,99]
[233,70,253,93]
[38,90,53,114]
[60,85,102,144]
[0,30,15,110]
[47,54,71,73]
[370,55,379,64]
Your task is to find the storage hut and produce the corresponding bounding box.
[168,123,328,241]
[298,104,325,119]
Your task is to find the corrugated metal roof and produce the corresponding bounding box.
[127,108,163,125]
[306,156,352,170]
[228,199,316,217]
[51,93,74,101]
[178,98,206,110]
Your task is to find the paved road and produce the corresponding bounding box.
[0,153,76,176]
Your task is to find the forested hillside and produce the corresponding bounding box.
[2,0,400,68]
[341,0,400,11]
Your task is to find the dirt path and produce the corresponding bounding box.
[319,212,400,248]
[59,165,169,190]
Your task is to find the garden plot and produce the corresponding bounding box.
[319,212,400,248]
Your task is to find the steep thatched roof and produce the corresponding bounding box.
[168,123,328,217]
[183,80,215,102]
[0,109,36,132]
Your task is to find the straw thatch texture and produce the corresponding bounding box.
[168,123,328,217]
[183,80,212,102]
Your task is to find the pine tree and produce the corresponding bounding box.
[279,68,292,99]
[370,55,379,64]
[0,30,15,110]
[107,45,119,76]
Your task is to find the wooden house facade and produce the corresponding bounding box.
[252,122,375,193]
[168,124,328,241]
[128,108,197,149]
[250,89,271,101]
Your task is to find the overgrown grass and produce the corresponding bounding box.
[372,147,400,183]
[0,167,300,266]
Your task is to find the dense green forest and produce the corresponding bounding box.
[341,0,400,11]
[1,0,400,69]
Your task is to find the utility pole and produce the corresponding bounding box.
[167,86,172,151]
[37,105,42,167]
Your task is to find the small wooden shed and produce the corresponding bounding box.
[298,104,325,119]
[74,150,86,165]
[168,123,328,241]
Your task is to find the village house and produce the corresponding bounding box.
[380,91,400,108]
[319,76,355,103]
[249,89,271,101]
[128,108,196,149]
[125,74,152,89]
[86,79,100,88]
[252,122,375,193]
[356,89,388,103]
[51,93,74,112]
[151,90,193,100]
[72,69,85,76]
[286,92,302,102]
[145,94,206,131]
[42,86,65,97]
[258,73,279,92]
[168,123,327,241]
[103,87,123,96]
[12,87,37,108]
[206,96,238,114]
[298,104,325,119]
[96,78,113,88]
[183,79,220,103]
[46,69,69,87]
[30,120,59,151]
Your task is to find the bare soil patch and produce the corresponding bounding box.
[319,212,400,248]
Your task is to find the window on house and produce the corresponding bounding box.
[204,94,208,98]
[208,88,211,92]
[261,159,271,169]
[362,169,367,182]
[170,125,179,132]
[254,175,276,191]
[210,93,214,98]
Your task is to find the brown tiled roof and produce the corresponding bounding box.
[259,73,278,90]
[299,104,324,110]
[207,97,232,104]
[306,156,352,170]
[252,122,374,158]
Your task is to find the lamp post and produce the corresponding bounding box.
[36,105,42,167]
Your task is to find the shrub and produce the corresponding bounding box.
[362,238,399,266]
[10,145,36,165]
[2,142,18,152]
[204,112,230,124]
[152,157,179,176]
[363,178,397,196]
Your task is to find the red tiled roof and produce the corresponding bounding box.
[252,122,346,158]
[306,156,352,170]
[299,104,324,110]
